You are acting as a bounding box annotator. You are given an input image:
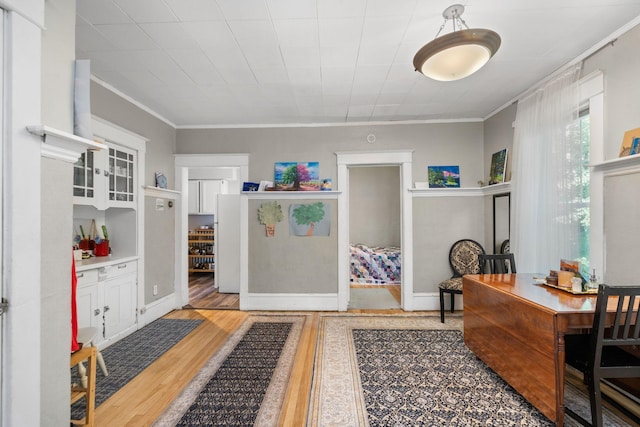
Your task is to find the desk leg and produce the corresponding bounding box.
[555,332,567,427]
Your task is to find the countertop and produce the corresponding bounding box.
[75,254,139,272]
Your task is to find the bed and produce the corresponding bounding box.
[350,243,402,285]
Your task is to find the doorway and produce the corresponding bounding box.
[175,155,249,310]
[348,165,402,310]
[336,151,414,311]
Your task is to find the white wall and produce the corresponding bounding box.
[4,2,45,426]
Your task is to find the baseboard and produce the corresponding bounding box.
[240,293,339,311]
[139,293,178,327]
[412,292,464,312]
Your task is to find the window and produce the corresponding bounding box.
[576,110,590,276]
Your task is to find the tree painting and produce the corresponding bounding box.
[274,162,320,190]
[257,201,284,237]
[290,202,329,236]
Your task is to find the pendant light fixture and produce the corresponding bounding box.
[413,4,501,81]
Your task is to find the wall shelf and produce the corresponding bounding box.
[243,191,340,199]
[410,182,511,197]
[591,154,640,173]
[27,125,107,163]
[143,185,181,200]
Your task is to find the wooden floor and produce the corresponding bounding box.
[91,308,639,426]
[187,272,239,309]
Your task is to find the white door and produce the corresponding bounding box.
[200,180,220,215]
[216,194,241,293]
[187,180,199,214]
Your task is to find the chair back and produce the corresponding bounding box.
[500,239,510,254]
[481,253,517,274]
[590,284,640,376]
[449,239,485,277]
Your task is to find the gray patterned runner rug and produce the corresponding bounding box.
[71,318,203,420]
[154,315,307,427]
[308,315,631,427]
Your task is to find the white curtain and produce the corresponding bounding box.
[511,64,583,274]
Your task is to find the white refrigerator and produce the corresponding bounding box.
[215,194,241,293]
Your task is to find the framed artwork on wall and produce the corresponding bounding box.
[274,162,321,190]
[489,148,508,185]
[427,165,460,188]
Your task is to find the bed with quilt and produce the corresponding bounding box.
[350,243,401,285]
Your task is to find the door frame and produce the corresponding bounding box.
[336,151,413,311]
[174,154,249,307]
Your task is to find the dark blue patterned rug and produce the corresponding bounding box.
[71,318,202,420]
[175,322,292,426]
[352,328,631,426]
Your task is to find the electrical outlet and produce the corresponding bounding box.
[153,285,158,295]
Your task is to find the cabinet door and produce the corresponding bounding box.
[200,180,220,215]
[73,150,97,205]
[107,144,136,208]
[103,273,137,342]
[76,283,103,344]
[188,180,200,214]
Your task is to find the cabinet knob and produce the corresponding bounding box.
[104,305,110,312]
[76,273,84,278]
[94,308,101,316]
[117,264,127,269]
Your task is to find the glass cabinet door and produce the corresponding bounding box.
[108,146,135,205]
[73,150,95,200]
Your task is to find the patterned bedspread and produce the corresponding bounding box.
[350,244,401,285]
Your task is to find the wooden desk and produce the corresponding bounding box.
[463,273,600,426]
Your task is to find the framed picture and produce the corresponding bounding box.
[274,162,321,190]
[155,172,167,188]
[489,149,508,185]
[620,128,640,156]
[427,166,460,188]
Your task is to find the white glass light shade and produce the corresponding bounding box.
[414,29,501,81]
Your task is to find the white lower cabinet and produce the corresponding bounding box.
[76,260,137,347]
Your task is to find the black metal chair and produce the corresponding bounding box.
[481,253,516,274]
[564,284,640,426]
[438,239,485,323]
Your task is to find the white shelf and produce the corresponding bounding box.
[27,125,108,163]
[143,185,181,199]
[243,191,340,199]
[410,182,511,197]
[591,154,640,172]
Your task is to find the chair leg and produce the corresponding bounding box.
[450,292,456,313]
[439,289,445,323]
[588,374,603,427]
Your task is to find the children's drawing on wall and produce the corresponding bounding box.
[274,162,321,190]
[258,201,284,237]
[289,202,330,236]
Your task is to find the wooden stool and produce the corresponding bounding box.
[71,346,96,426]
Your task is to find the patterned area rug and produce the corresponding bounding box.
[154,315,307,427]
[308,315,630,427]
[71,318,203,420]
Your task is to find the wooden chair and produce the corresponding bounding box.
[438,239,485,323]
[481,253,516,274]
[564,284,640,427]
[71,346,96,427]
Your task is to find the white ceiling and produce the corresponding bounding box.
[75,0,640,128]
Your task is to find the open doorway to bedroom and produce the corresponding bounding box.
[336,150,413,311]
[348,165,402,309]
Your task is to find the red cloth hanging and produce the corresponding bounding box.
[71,254,80,353]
